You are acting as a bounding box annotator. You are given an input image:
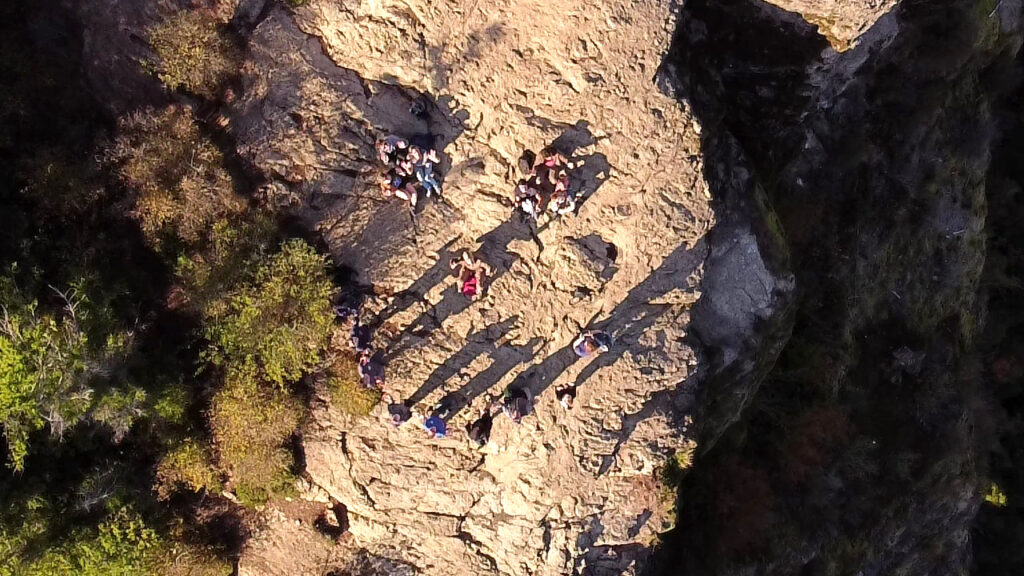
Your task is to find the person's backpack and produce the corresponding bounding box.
[462,275,479,297]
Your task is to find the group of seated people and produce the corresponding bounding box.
[376,135,443,209]
[513,146,577,220]
[352,132,611,444]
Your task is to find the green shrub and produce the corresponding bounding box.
[203,239,335,388]
[2,505,230,576]
[326,355,381,416]
[209,380,300,508]
[91,387,147,442]
[1,278,92,470]
[150,384,188,427]
[175,216,276,313]
[155,438,223,500]
[147,11,241,98]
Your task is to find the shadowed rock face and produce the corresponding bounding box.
[656,0,1024,574]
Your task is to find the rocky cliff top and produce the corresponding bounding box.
[229,1,716,574]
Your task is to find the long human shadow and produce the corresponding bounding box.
[383,215,542,357]
[510,241,703,409]
[405,316,521,406]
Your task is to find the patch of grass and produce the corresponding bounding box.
[326,355,381,416]
[147,11,241,99]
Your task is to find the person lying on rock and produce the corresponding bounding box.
[407,145,442,198]
[573,330,613,359]
[357,348,385,389]
[380,171,419,208]
[449,251,494,299]
[376,135,410,166]
[382,393,413,427]
[500,386,533,424]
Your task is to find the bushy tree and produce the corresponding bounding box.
[1,279,93,470]
[106,106,244,250]
[1,504,230,576]
[203,239,335,388]
[209,380,301,507]
[199,239,334,506]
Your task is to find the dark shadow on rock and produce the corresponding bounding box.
[550,119,612,210]
[382,216,542,357]
[508,242,702,405]
[405,316,521,406]
[228,8,469,269]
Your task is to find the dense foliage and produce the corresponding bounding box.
[0,2,353,572]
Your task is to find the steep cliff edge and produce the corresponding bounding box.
[657,0,1024,574]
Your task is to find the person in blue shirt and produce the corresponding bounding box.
[424,415,447,439]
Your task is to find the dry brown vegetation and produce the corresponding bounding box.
[326,354,381,417]
[107,106,244,249]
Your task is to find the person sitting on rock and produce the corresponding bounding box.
[531,147,571,189]
[357,349,385,389]
[548,175,576,216]
[501,386,533,424]
[407,145,442,198]
[380,171,419,208]
[334,305,372,352]
[466,406,494,446]
[423,414,448,439]
[573,330,614,359]
[513,180,544,221]
[376,135,410,166]
[555,385,577,410]
[449,251,494,299]
[423,395,454,438]
[382,393,413,427]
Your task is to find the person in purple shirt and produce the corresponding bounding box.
[573,330,613,359]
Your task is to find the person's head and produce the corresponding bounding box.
[359,348,372,365]
[407,146,423,162]
[376,139,394,154]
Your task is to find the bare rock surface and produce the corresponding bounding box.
[762,0,899,49]
[228,1,729,573]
